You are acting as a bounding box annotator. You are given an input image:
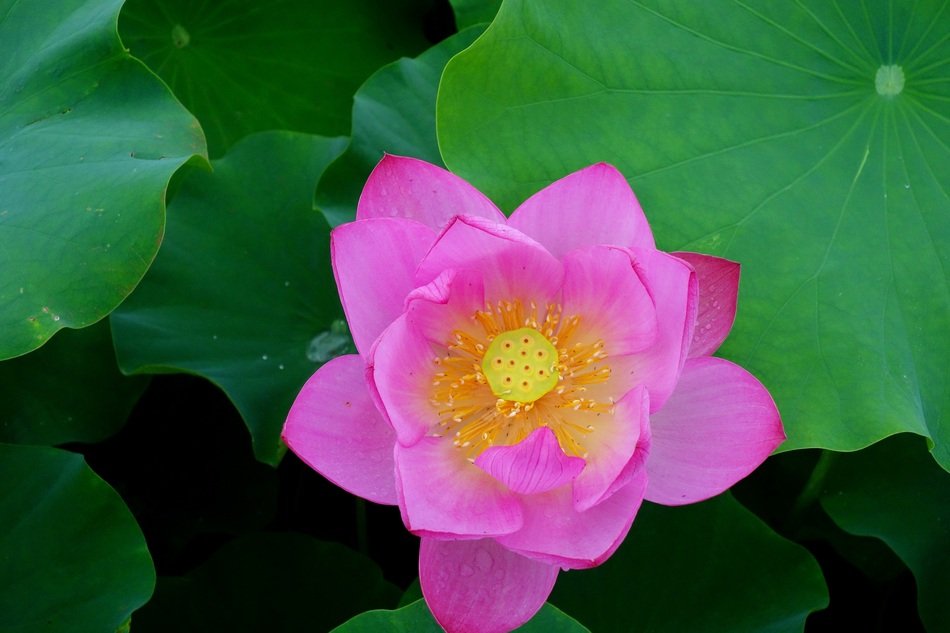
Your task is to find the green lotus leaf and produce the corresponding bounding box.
[449,0,501,30]
[111,131,347,464]
[0,0,206,360]
[437,0,950,469]
[0,443,154,633]
[120,0,435,156]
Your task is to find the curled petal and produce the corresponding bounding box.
[475,427,585,496]
[395,437,523,538]
[332,218,435,357]
[357,154,506,231]
[673,252,740,358]
[509,163,655,255]
[646,357,785,506]
[282,355,397,505]
[420,538,558,633]
[404,268,486,346]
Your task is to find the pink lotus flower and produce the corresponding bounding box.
[283,156,784,633]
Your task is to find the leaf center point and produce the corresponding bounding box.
[875,65,904,97]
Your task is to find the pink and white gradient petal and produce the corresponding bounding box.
[508,163,655,256]
[395,437,523,538]
[498,466,648,569]
[332,218,435,358]
[420,538,558,633]
[673,252,740,358]
[624,248,698,412]
[475,427,585,496]
[645,356,784,506]
[357,155,507,231]
[561,246,657,356]
[282,355,397,505]
[415,215,564,307]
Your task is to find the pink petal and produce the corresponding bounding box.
[404,268,486,346]
[371,314,439,446]
[332,218,435,358]
[674,252,740,358]
[508,163,655,256]
[645,356,785,506]
[282,355,397,505]
[561,246,657,356]
[420,538,558,633]
[625,248,698,412]
[497,466,648,569]
[357,155,506,231]
[415,215,563,306]
[395,437,523,538]
[572,386,649,512]
[475,427,585,496]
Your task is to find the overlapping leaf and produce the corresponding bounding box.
[437,0,950,468]
[111,131,348,464]
[0,0,206,360]
[449,0,501,30]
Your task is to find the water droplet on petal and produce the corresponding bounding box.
[459,564,474,577]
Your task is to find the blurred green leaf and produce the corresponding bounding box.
[448,0,500,29]
[317,26,484,226]
[437,0,950,468]
[0,0,206,360]
[551,494,828,632]
[120,0,435,156]
[0,320,147,445]
[111,131,347,465]
[333,599,589,633]
[821,434,950,632]
[134,532,400,633]
[0,443,154,633]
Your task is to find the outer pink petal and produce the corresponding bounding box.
[497,466,648,569]
[508,163,655,256]
[420,538,558,633]
[372,314,438,446]
[561,246,657,356]
[572,386,649,511]
[395,437,523,538]
[415,215,563,305]
[475,427,585,496]
[625,248,698,412]
[357,155,506,231]
[332,218,435,358]
[645,356,785,506]
[282,355,397,505]
[674,252,740,358]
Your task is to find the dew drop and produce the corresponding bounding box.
[261,354,269,360]
[307,319,355,362]
[52,315,60,322]
[278,364,285,370]
[283,280,290,287]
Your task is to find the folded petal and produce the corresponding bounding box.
[420,538,558,633]
[404,268,486,346]
[673,252,740,358]
[508,163,654,256]
[498,466,648,569]
[475,427,585,496]
[372,314,439,446]
[357,155,506,231]
[561,246,657,357]
[645,356,785,506]
[416,215,563,306]
[332,218,435,357]
[282,355,397,505]
[395,437,523,538]
[624,248,698,412]
[572,385,649,511]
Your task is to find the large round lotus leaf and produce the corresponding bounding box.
[821,434,950,632]
[134,532,400,633]
[0,320,147,445]
[0,443,154,633]
[111,131,348,465]
[437,0,950,469]
[550,494,827,632]
[0,0,206,360]
[119,0,434,156]
[333,599,589,633]
[316,26,484,227]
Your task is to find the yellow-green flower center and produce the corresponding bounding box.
[481,327,559,402]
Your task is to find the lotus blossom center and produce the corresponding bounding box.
[482,327,559,402]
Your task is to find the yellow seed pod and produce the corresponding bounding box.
[481,327,559,403]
